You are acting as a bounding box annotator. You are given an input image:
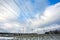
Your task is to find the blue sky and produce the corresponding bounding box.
[0,0,60,34]
[49,0,60,5]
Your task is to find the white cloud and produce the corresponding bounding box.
[0,0,60,34]
[26,2,60,33]
[0,0,20,33]
[43,2,60,22]
[0,22,26,33]
[0,0,20,22]
[27,2,60,27]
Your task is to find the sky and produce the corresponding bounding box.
[0,0,60,34]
